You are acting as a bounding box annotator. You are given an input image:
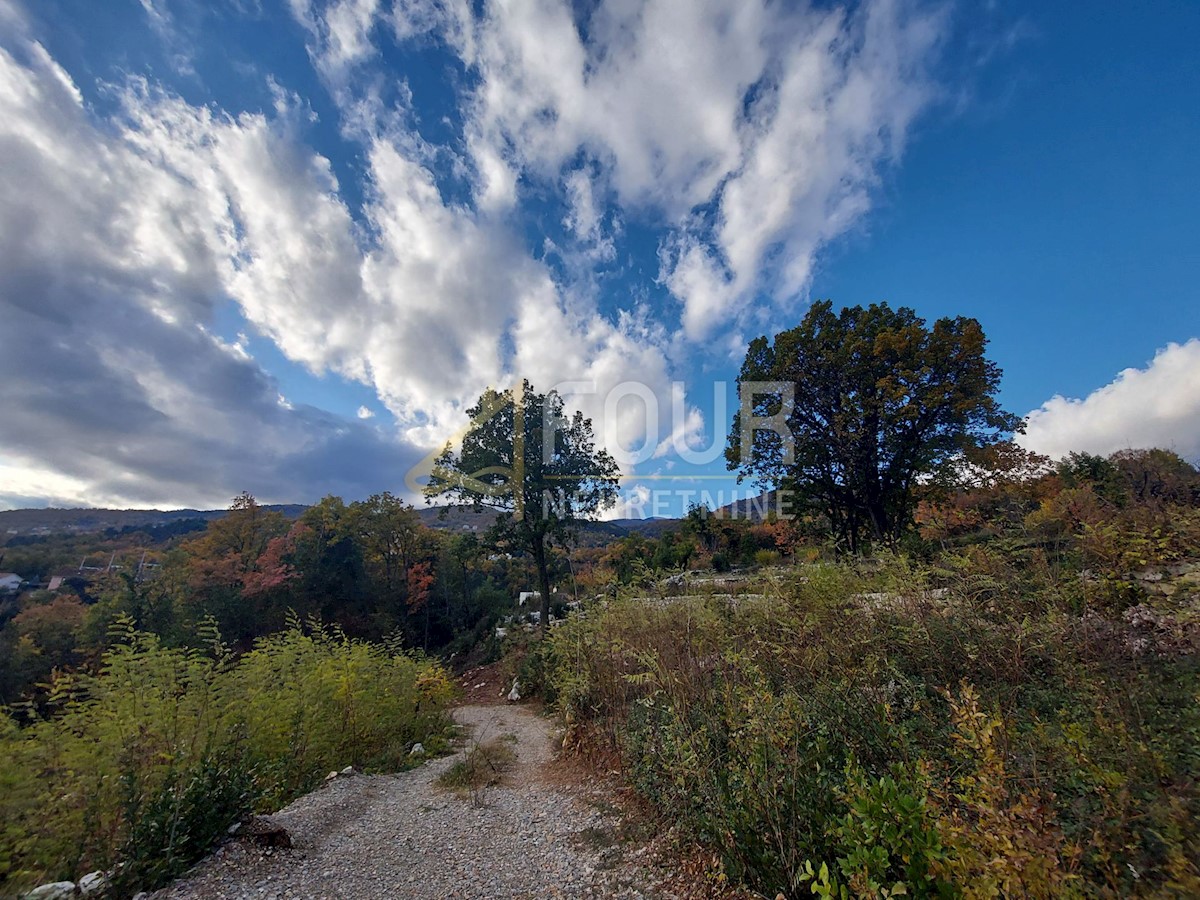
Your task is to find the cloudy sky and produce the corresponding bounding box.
[0,0,1197,514]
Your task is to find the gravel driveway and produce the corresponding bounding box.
[150,704,675,899]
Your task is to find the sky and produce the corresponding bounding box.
[0,0,1197,516]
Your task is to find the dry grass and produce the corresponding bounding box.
[435,735,518,805]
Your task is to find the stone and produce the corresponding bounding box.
[241,815,293,849]
[507,678,521,702]
[24,883,75,900]
[409,743,425,756]
[326,770,339,781]
[78,871,108,896]
[340,765,357,776]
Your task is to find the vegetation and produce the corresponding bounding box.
[436,735,518,806]
[0,617,453,895]
[541,446,1200,898]
[427,380,620,631]
[726,301,1019,553]
[2,302,1198,898]
[0,491,540,706]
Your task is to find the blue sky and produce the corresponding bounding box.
[0,0,1197,515]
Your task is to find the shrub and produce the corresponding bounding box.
[0,617,453,895]
[544,557,1200,897]
[754,549,781,567]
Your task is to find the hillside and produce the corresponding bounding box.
[2,503,684,539]
[0,504,308,535]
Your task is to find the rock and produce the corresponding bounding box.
[227,821,242,835]
[24,883,75,900]
[78,871,108,896]
[240,815,293,849]
[326,770,339,781]
[409,742,425,756]
[507,678,521,702]
[662,573,687,595]
[340,765,357,776]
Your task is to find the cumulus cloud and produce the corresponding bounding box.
[0,8,695,506]
[0,29,419,509]
[1022,340,1200,463]
[280,0,944,426]
[359,0,942,339]
[290,0,943,338]
[1,0,947,509]
[603,483,653,521]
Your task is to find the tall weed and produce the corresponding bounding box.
[545,557,1200,897]
[0,617,453,894]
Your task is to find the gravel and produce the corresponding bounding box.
[149,705,676,899]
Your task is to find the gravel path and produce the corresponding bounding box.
[150,705,677,899]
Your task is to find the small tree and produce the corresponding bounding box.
[726,301,1020,553]
[425,381,619,631]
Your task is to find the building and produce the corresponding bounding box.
[0,572,22,593]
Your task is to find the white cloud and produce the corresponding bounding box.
[602,483,653,520]
[417,0,942,339]
[0,14,701,506]
[287,0,943,339]
[0,31,420,508]
[1,0,947,508]
[356,405,375,419]
[1022,340,1200,463]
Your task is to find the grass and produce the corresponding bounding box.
[436,734,518,805]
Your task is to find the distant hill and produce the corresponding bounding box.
[0,502,687,541]
[607,517,682,537]
[712,490,781,523]
[415,505,680,544]
[414,505,498,532]
[0,504,308,535]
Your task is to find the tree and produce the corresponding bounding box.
[426,380,620,631]
[1110,448,1200,506]
[175,493,289,642]
[726,301,1020,553]
[347,493,422,598]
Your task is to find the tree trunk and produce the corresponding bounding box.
[533,537,552,637]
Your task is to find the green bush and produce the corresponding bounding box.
[0,617,454,894]
[112,746,258,894]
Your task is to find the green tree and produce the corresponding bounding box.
[426,381,620,631]
[726,301,1019,552]
[1056,451,1127,505]
[347,493,422,598]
